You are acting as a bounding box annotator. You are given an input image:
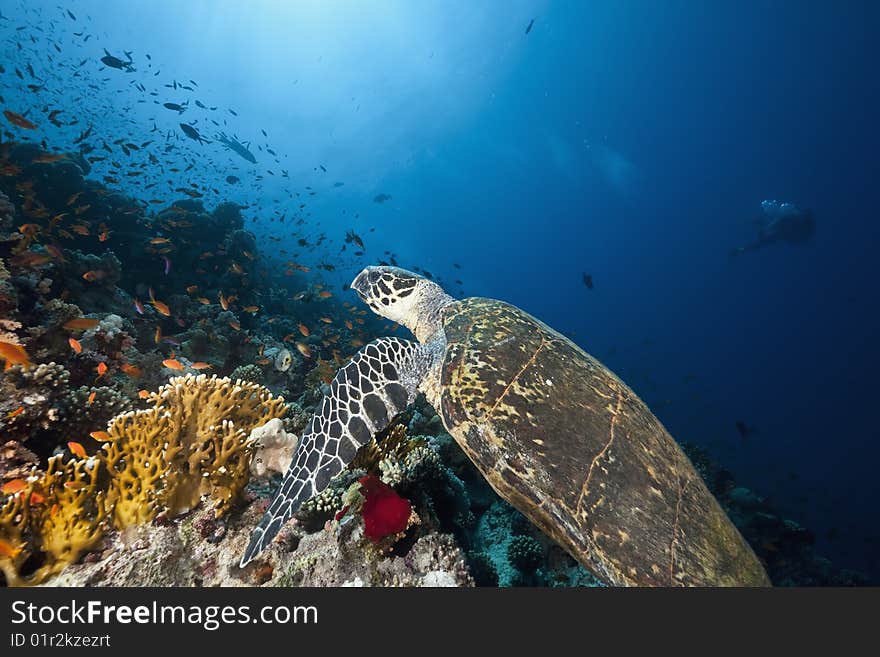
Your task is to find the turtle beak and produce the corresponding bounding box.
[350,267,374,300]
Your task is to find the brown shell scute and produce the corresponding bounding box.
[439,298,769,586]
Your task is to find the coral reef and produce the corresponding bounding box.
[105,374,287,527]
[0,137,869,588]
[0,375,285,586]
[0,455,106,586]
[0,362,70,467]
[507,535,543,574]
[40,503,473,587]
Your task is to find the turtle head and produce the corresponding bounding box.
[351,266,453,342]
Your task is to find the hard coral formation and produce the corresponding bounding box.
[41,503,473,588]
[0,375,285,586]
[105,374,287,527]
[507,535,543,575]
[0,455,106,586]
[0,362,69,465]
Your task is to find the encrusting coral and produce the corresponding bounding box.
[0,374,286,586]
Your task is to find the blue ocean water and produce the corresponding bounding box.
[1,1,877,581]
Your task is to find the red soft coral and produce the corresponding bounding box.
[358,475,411,542]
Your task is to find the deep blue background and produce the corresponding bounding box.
[2,0,878,580]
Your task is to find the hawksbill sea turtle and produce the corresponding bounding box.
[241,266,770,586]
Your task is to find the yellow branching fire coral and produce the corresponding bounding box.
[0,374,286,586]
[106,374,287,527]
[0,456,106,586]
[31,456,107,580]
[0,487,31,586]
[103,407,168,528]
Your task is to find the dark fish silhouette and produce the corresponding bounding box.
[226,175,240,184]
[100,49,134,72]
[345,230,365,250]
[163,102,187,113]
[373,193,392,204]
[582,272,593,289]
[179,123,209,144]
[215,132,257,163]
[525,18,535,34]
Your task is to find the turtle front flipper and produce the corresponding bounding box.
[240,337,433,567]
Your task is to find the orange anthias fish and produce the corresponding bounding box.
[162,358,184,371]
[138,390,150,399]
[228,320,241,331]
[189,362,212,370]
[219,292,229,311]
[196,297,210,305]
[345,320,354,330]
[152,299,171,316]
[67,441,87,458]
[298,323,310,337]
[18,223,40,236]
[82,270,106,282]
[1,479,27,495]
[318,290,333,298]
[3,109,37,129]
[148,288,171,316]
[95,362,108,377]
[120,363,142,378]
[0,341,32,371]
[243,305,259,314]
[7,406,24,419]
[63,317,100,330]
[89,431,112,442]
[295,342,312,358]
[149,237,171,245]
[70,224,90,236]
[186,285,199,294]
[319,317,333,324]
[68,338,83,353]
[87,391,97,405]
